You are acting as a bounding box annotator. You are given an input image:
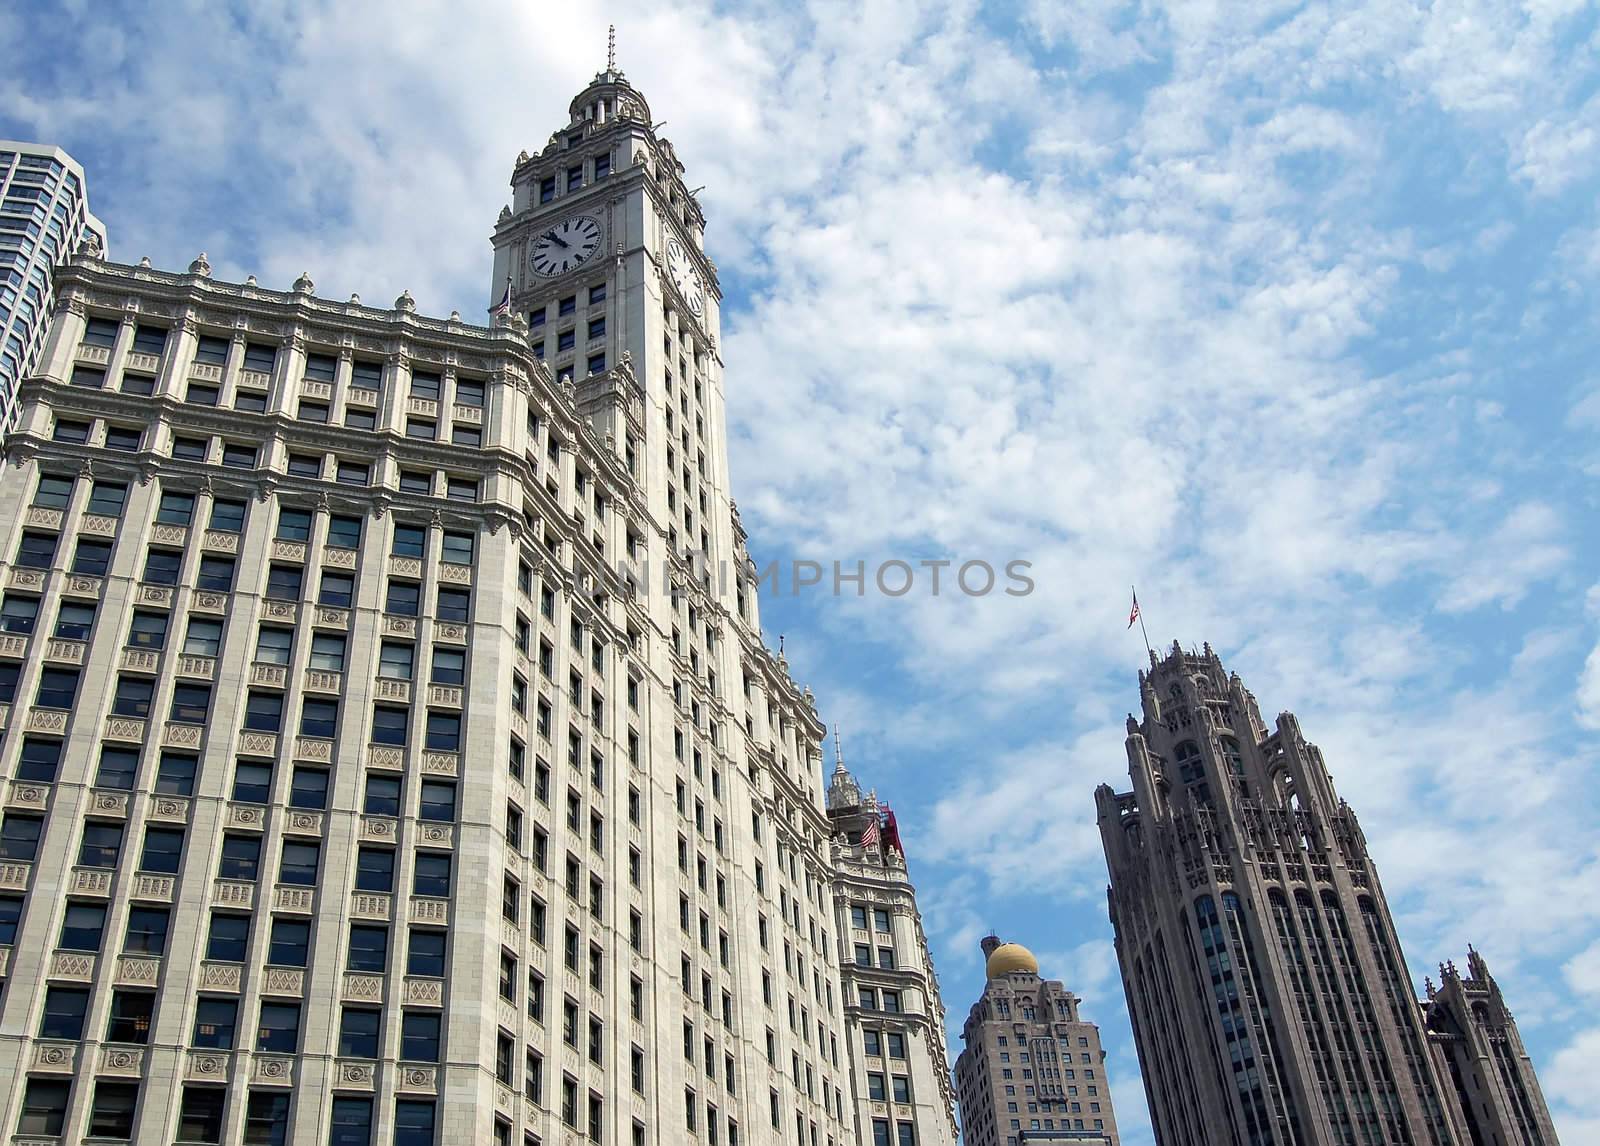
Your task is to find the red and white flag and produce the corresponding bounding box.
[860,814,880,850]
[1127,588,1141,630]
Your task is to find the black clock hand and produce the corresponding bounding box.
[543,230,570,249]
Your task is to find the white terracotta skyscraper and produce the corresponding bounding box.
[0,63,953,1146]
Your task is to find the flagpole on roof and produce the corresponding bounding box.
[1129,585,1153,660]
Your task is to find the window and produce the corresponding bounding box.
[365,774,402,816]
[451,424,482,447]
[194,336,229,365]
[209,498,247,532]
[40,985,90,1038]
[53,419,91,444]
[420,779,457,820]
[340,1008,380,1058]
[337,460,371,485]
[588,316,605,339]
[178,1085,226,1143]
[79,821,124,867]
[33,474,73,509]
[446,476,478,501]
[0,594,37,633]
[58,901,106,950]
[414,852,451,897]
[399,470,432,495]
[206,913,250,962]
[558,329,576,353]
[120,373,155,396]
[88,480,128,516]
[139,827,185,874]
[355,847,395,892]
[372,705,409,746]
[379,642,415,680]
[441,531,475,565]
[36,667,81,708]
[319,571,355,608]
[244,691,284,732]
[0,896,21,944]
[279,841,320,885]
[243,342,276,373]
[411,371,441,401]
[187,382,219,406]
[310,632,347,672]
[156,751,196,795]
[169,683,212,723]
[329,1098,373,1146]
[437,587,470,622]
[222,443,258,469]
[387,580,421,616]
[401,1011,441,1061]
[265,564,303,601]
[127,610,167,649]
[124,906,170,954]
[171,435,208,460]
[244,1092,290,1146]
[16,531,57,569]
[17,1079,71,1136]
[422,650,465,691]
[184,617,224,656]
[83,316,119,347]
[219,835,262,880]
[328,514,362,548]
[106,990,155,1044]
[425,714,461,753]
[395,1100,437,1146]
[351,360,383,391]
[406,418,436,440]
[456,378,485,407]
[196,555,235,591]
[304,352,338,383]
[408,929,446,977]
[132,324,167,355]
[232,761,272,806]
[276,509,312,541]
[290,765,329,809]
[16,737,60,782]
[300,698,339,739]
[348,924,388,972]
[236,388,268,413]
[287,452,321,478]
[540,176,556,203]
[70,538,112,577]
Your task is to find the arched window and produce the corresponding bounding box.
[1174,741,1204,783]
[1220,736,1245,777]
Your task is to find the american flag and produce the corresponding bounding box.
[860,813,880,850]
[489,276,512,316]
[1127,588,1141,630]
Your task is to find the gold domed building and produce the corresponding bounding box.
[953,936,1121,1146]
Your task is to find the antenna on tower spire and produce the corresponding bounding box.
[607,25,616,72]
[833,725,844,769]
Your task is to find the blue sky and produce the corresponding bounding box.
[7,1,1600,1140]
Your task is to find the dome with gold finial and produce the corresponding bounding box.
[985,942,1040,979]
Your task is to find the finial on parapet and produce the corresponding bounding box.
[189,252,212,277]
[292,270,314,294]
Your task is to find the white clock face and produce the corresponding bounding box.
[530,215,603,277]
[666,235,705,317]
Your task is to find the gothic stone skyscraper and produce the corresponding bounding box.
[0,66,948,1146]
[1094,642,1560,1146]
[824,753,959,1146]
[952,936,1121,1146]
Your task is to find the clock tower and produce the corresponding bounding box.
[487,59,881,1146]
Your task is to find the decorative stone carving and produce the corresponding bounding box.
[395,290,416,312]
[293,271,315,294]
[188,252,212,276]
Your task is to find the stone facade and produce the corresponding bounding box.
[952,937,1120,1146]
[1424,948,1561,1146]
[825,755,959,1146]
[0,141,107,440]
[1095,642,1561,1146]
[0,66,947,1146]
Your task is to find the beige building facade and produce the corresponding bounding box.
[0,66,952,1146]
[824,755,958,1146]
[953,938,1121,1146]
[1095,642,1561,1146]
